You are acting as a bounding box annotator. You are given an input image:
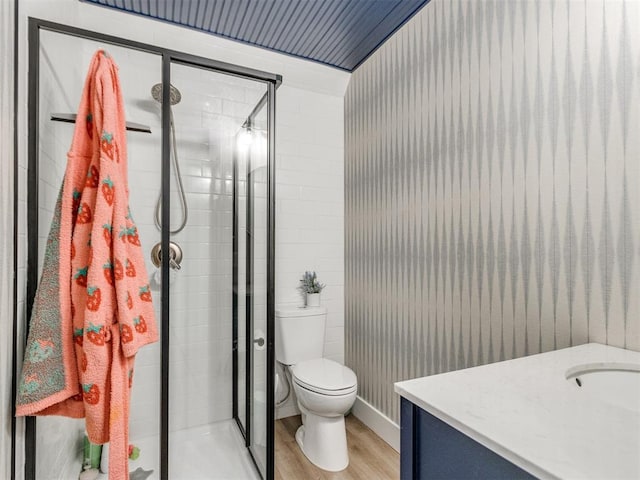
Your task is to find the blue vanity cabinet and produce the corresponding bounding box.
[400,398,536,480]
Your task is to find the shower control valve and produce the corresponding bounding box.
[150,241,183,270]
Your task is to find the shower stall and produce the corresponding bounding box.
[23,19,277,479]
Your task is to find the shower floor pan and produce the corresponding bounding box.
[87,420,259,479]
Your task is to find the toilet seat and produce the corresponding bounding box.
[294,377,357,396]
[291,358,357,396]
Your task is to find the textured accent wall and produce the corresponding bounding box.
[345,0,640,424]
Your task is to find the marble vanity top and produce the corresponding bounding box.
[394,343,640,479]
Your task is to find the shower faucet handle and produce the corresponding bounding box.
[151,241,183,270]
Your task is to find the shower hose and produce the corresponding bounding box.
[154,109,188,234]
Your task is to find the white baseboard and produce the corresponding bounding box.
[351,396,400,452]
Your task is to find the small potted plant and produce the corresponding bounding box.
[298,271,325,307]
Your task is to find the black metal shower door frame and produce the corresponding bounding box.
[238,92,273,475]
[22,17,279,480]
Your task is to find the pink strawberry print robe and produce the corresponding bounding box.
[16,50,158,479]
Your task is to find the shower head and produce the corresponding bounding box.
[151,83,182,105]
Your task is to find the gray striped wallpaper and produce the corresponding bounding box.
[345,0,640,424]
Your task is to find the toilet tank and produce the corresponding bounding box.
[275,306,327,365]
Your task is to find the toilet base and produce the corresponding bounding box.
[295,410,349,472]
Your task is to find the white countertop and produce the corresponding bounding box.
[394,343,640,479]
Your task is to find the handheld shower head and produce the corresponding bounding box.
[150,82,188,234]
[151,83,182,105]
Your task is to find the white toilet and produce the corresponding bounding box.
[276,306,357,472]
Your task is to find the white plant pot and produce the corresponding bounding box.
[306,293,321,307]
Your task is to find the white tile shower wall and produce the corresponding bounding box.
[127,64,266,436]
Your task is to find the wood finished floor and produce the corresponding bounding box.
[275,415,399,480]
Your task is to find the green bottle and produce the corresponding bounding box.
[82,435,103,470]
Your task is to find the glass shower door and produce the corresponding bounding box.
[25,21,277,479]
[167,61,268,479]
[30,29,163,478]
[235,93,270,478]
[246,103,269,475]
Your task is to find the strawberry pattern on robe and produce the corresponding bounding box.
[16,50,158,480]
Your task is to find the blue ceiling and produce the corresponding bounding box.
[83,0,429,71]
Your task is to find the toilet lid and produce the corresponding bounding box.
[291,358,357,393]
